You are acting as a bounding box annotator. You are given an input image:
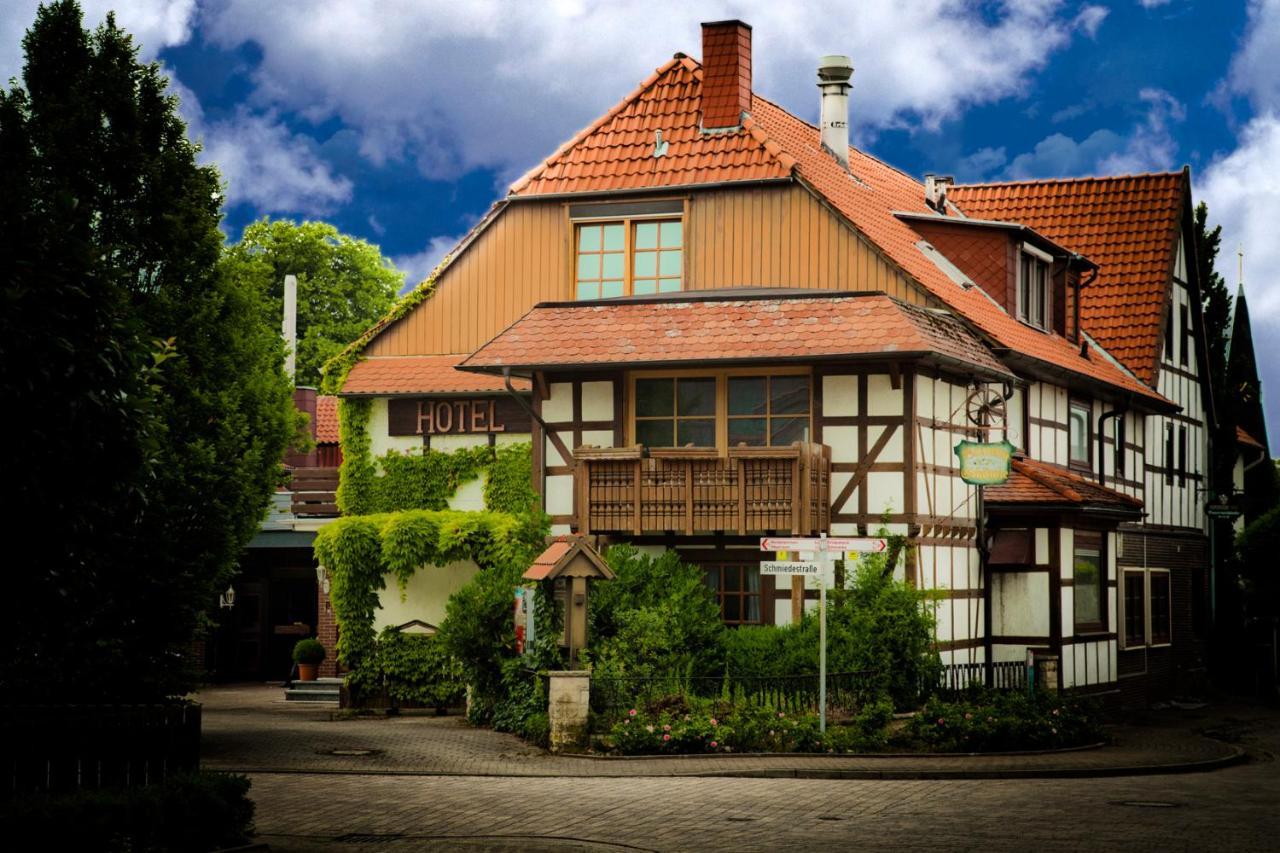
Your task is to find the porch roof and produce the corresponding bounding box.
[342,354,531,396]
[985,456,1143,515]
[459,290,1015,380]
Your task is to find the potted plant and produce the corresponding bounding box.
[293,638,327,682]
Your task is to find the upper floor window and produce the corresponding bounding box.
[1017,245,1052,330]
[1068,399,1091,468]
[1179,304,1190,367]
[634,376,715,447]
[574,215,683,299]
[727,375,810,447]
[631,371,811,450]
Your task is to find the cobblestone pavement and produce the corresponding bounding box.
[197,685,1280,852]
[198,684,1240,779]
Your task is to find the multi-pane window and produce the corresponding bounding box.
[705,563,762,625]
[1018,249,1051,329]
[1068,400,1091,467]
[727,375,811,447]
[1122,569,1172,648]
[574,217,683,300]
[634,377,715,448]
[1124,571,1146,648]
[1073,531,1105,632]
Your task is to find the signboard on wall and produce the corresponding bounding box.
[387,397,532,436]
[954,439,1015,486]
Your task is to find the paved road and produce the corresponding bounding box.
[196,685,1280,851]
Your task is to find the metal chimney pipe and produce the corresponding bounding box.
[817,55,853,168]
[282,273,298,382]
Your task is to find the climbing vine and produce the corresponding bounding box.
[335,397,376,515]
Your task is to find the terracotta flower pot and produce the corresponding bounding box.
[298,663,318,682]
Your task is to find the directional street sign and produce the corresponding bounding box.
[760,560,823,576]
[759,536,887,554]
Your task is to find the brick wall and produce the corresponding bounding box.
[317,583,339,678]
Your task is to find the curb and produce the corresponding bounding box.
[557,741,1107,760]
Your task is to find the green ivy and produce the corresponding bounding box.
[372,445,492,513]
[313,509,547,677]
[483,441,539,515]
[318,274,442,395]
[335,397,376,515]
[371,627,466,710]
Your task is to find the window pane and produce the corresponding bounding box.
[1150,574,1171,644]
[636,419,674,448]
[728,377,767,415]
[1020,256,1031,320]
[1069,404,1090,463]
[634,221,659,250]
[635,379,673,417]
[578,225,601,252]
[576,282,600,300]
[728,417,767,446]
[658,278,682,293]
[1124,573,1146,647]
[677,378,716,416]
[600,280,624,298]
[633,251,657,277]
[577,254,599,281]
[744,594,760,623]
[659,250,682,277]
[771,417,809,446]
[744,566,760,592]
[660,220,682,247]
[677,418,715,447]
[724,595,741,621]
[771,376,809,414]
[601,253,624,279]
[724,567,741,592]
[704,567,720,593]
[633,279,657,295]
[1073,547,1102,627]
[602,223,625,251]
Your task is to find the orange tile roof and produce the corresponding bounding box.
[949,174,1186,385]
[523,538,574,581]
[461,291,1014,378]
[342,354,531,396]
[985,456,1143,512]
[1237,426,1266,450]
[315,395,339,444]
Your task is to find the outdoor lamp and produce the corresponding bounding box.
[219,584,236,609]
[316,564,330,594]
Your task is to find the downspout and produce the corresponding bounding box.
[1074,257,1098,344]
[503,367,552,434]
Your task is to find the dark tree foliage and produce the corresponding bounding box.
[0,1,296,701]
[1194,202,1236,496]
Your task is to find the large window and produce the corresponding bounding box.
[1018,246,1052,330]
[1068,399,1091,468]
[1073,530,1105,633]
[575,217,683,300]
[1122,568,1172,648]
[704,563,763,625]
[631,371,811,450]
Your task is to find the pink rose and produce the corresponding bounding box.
[662,724,671,732]
[628,709,637,717]
[663,733,671,741]
[964,713,973,720]
[710,718,718,726]
[778,712,785,718]
[710,741,718,748]
[937,718,946,726]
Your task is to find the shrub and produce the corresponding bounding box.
[899,689,1103,752]
[291,638,326,665]
[374,628,465,710]
[1,772,254,852]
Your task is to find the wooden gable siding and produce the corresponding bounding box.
[909,221,1014,313]
[366,200,567,357]
[686,183,926,303]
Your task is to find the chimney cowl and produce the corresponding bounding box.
[817,54,854,169]
[924,174,954,212]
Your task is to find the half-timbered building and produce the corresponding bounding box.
[330,20,1224,706]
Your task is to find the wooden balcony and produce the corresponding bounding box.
[574,443,831,536]
[289,466,339,517]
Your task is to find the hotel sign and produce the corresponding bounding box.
[387,397,531,436]
[954,440,1015,486]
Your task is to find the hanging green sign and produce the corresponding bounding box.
[954,440,1015,486]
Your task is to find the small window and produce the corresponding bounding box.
[705,564,763,625]
[1164,306,1174,360]
[1123,571,1147,648]
[634,377,715,447]
[1073,531,1105,632]
[1178,425,1188,486]
[574,216,683,299]
[1068,400,1091,467]
[1149,571,1172,645]
[1179,305,1189,367]
[727,375,811,447]
[1018,249,1051,330]
[1164,423,1174,486]
[1114,416,1126,479]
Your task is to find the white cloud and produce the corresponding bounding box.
[1,1,196,82]
[1225,1,1280,114]
[1137,0,1173,8]
[1074,5,1109,39]
[394,233,467,292]
[169,76,353,216]
[198,0,1097,185]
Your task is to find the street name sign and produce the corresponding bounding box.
[760,560,824,576]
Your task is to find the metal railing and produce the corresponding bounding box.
[925,661,1032,696]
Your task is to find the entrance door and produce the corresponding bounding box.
[233,581,268,679]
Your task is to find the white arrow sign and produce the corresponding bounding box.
[759,536,887,554]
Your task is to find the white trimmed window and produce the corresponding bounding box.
[1018,244,1052,330]
[1122,568,1172,649]
[574,216,683,299]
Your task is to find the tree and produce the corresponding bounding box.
[221,220,403,387]
[0,1,297,701]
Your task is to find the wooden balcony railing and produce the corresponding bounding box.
[574,442,831,536]
[289,466,339,517]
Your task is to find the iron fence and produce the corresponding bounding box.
[924,661,1032,697]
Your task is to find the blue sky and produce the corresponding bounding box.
[2,1,1277,441]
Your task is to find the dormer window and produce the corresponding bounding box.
[1018,244,1052,330]
[571,200,684,300]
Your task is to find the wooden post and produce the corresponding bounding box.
[684,463,695,535]
[632,460,642,535]
[737,457,747,535]
[791,575,804,624]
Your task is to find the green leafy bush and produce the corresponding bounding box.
[484,441,539,515]
[291,637,326,665]
[2,772,254,852]
[374,627,465,710]
[371,446,493,513]
[585,546,725,680]
[900,690,1103,752]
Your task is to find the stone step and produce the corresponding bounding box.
[285,677,342,702]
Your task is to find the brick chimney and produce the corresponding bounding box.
[700,20,752,131]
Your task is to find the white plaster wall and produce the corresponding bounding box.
[867,374,902,416]
[542,382,573,422]
[992,572,1050,636]
[580,381,614,421]
[374,560,478,633]
[824,375,859,416]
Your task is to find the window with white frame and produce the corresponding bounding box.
[1122,568,1172,648]
[1068,399,1091,468]
[1018,244,1052,330]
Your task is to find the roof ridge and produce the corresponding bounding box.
[1012,458,1084,503]
[953,171,1185,190]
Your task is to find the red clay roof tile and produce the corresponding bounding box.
[986,456,1143,511]
[343,354,531,396]
[315,395,340,444]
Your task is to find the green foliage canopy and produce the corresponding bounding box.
[0,1,296,701]
[222,219,402,387]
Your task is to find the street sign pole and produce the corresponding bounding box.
[819,533,827,733]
